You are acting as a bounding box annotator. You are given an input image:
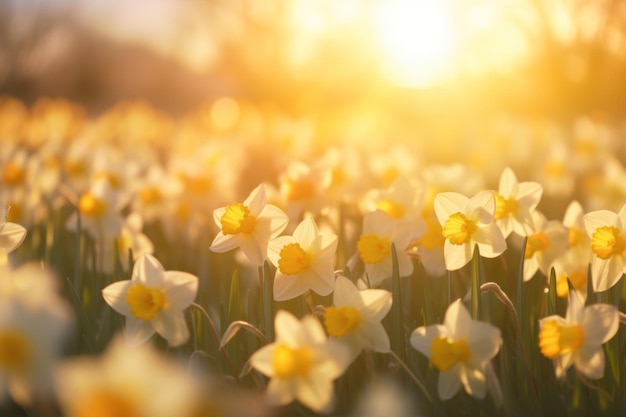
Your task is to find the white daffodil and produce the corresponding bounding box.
[434,191,507,271]
[0,207,26,266]
[493,167,543,238]
[583,204,626,292]
[324,275,392,361]
[102,254,198,347]
[521,210,569,282]
[211,183,289,267]
[357,210,414,287]
[250,310,351,414]
[0,264,73,406]
[278,161,332,220]
[268,217,338,301]
[539,290,618,379]
[410,299,502,401]
[360,176,427,241]
[55,335,197,417]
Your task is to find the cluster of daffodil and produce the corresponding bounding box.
[2,96,626,416]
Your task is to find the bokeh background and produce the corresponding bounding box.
[3,0,626,123]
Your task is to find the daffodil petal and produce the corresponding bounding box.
[132,254,165,285]
[102,280,133,316]
[265,377,296,406]
[162,271,198,310]
[332,276,363,308]
[244,183,267,215]
[581,304,618,344]
[438,366,462,400]
[152,310,189,347]
[298,374,334,413]
[210,233,240,253]
[443,241,473,271]
[249,343,276,377]
[360,289,392,322]
[409,324,447,358]
[274,310,303,345]
[574,345,605,379]
[124,317,155,347]
[460,364,487,399]
[434,193,467,225]
[0,222,27,252]
[273,273,309,302]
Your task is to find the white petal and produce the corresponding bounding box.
[132,254,165,285]
[465,322,502,363]
[298,374,335,413]
[102,280,133,316]
[434,193,468,225]
[565,289,585,324]
[273,273,309,301]
[244,183,267,215]
[590,255,625,292]
[363,210,394,237]
[0,223,26,252]
[267,236,296,267]
[162,271,198,310]
[563,201,583,228]
[498,167,518,196]
[306,266,335,297]
[333,276,363,307]
[438,367,462,400]
[210,232,240,253]
[293,217,319,249]
[409,324,447,358]
[574,345,605,379]
[258,204,289,238]
[250,343,276,377]
[468,190,496,220]
[315,233,338,259]
[274,310,303,345]
[124,317,155,347]
[152,310,189,346]
[474,223,507,258]
[444,299,473,339]
[265,377,296,406]
[443,241,473,271]
[516,182,543,211]
[213,207,226,228]
[239,235,266,266]
[460,364,487,399]
[360,321,390,353]
[583,210,618,236]
[359,289,392,322]
[581,304,618,344]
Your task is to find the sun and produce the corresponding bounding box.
[372,0,456,87]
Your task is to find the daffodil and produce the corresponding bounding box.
[493,167,543,238]
[324,275,392,361]
[410,299,502,400]
[434,191,506,271]
[211,183,289,266]
[102,253,198,347]
[357,210,414,287]
[520,210,569,282]
[0,264,73,406]
[249,310,351,413]
[55,335,197,417]
[278,161,332,220]
[583,204,626,292]
[268,217,337,301]
[538,290,618,379]
[0,207,26,266]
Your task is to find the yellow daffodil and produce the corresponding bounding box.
[434,191,506,271]
[325,275,392,361]
[493,167,543,238]
[250,310,351,414]
[268,217,337,301]
[357,210,414,287]
[520,210,569,282]
[539,290,618,379]
[583,204,626,292]
[55,335,197,417]
[211,183,289,266]
[410,299,502,400]
[0,207,26,266]
[102,254,198,347]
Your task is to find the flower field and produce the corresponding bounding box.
[2,95,626,416]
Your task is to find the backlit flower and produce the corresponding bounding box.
[357,210,414,287]
[520,210,569,282]
[493,167,542,238]
[0,207,26,266]
[249,310,350,413]
[55,335,197,417]
[102,254,198,347]
[434,191,506,271]
[268,217,337,301]
[583,204,626,292]
[538,290,618,379]
[211,183,289,266]
[325,275,392,361]
[410,299,502,400]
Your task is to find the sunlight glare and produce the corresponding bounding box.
[373,0,455,87]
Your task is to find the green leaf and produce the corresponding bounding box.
[228,269,240,323]
[390,243,406,363]
[471,244,481,320]
[547,267,557,316]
